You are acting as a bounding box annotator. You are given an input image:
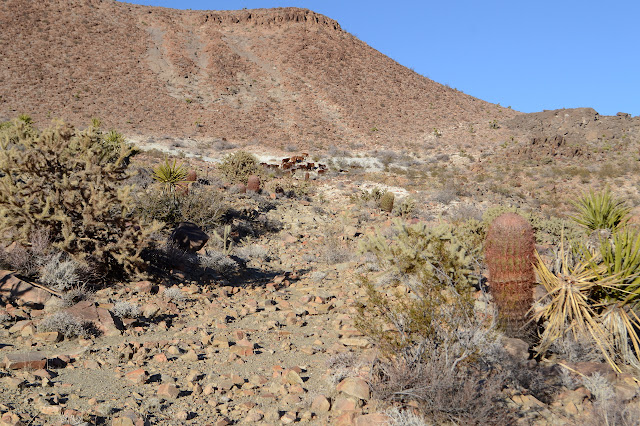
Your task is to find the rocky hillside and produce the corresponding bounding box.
[0,0,519,149]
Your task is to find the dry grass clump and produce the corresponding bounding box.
[198,250,239,275]
[136,184,227,232]
[0,228,52,277]
[39,252,84,291]
[59,285,94,308]
[111,301,140,318]
[163,287,185,302]
[235,244,269,262]
[39,311,96,338]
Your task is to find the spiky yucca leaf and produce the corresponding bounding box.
[152,159,188,193]
[570,187,630,231]
[533,249,619,371]
[593,227,640,303]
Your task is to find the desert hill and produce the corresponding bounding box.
[0,0,519,149]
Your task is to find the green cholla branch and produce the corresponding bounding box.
[0,118,162,281]
[218,150,259,184]
[356,220,479,354]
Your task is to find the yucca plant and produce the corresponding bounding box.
[591,227,640,303]
[534,237,640,372]
[152,159,188,194]
[571,187,631,231]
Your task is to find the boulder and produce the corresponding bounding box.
[0,270,51,306]
[247,175,261,193]
[64,300,122,336]
[169,222,209,252]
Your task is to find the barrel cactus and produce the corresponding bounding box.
[485,213,536,337]
[380,191,395,213]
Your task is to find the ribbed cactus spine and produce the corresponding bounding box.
[485,213,536,337]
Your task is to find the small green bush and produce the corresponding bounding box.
[218,151,259,184]
[0,118,162,280]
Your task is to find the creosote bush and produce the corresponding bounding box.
[0,118,162,280]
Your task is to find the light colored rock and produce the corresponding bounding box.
[280,411,297,424]
[355,413,390,425]
[336,377,370,401]
[311,395,331,412]
[157,383,180,399]
[502,337,529,361]
[339,337,371,348]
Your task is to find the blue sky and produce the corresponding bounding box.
[124,0,639,116]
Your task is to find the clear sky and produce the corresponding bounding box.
[123,0,639,116]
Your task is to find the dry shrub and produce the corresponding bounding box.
[39,311,97,338]
[137,184,227,232]
[370,336,514,425]
[0,228,52,277]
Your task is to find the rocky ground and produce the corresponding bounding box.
[1,154,640,426]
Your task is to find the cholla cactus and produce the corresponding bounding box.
[0,119,162,280]
[484,213,536,337]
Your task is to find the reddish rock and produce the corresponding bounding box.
[125,368,149,385]
[4,352,47,370]
[157,383,180,399]
[332,397,358,412]
[0,270,51,306]
[185,170,197,181]
[311,395,331,412]
[335,411,356,426]
[64,300,121,336]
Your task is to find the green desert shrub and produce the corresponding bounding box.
[0,118,162,280]
[357,220,518,423]
[218,150,259,184]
